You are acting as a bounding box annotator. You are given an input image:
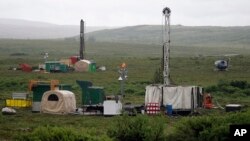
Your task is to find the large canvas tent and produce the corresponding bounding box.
[145,85,203,111]
[40,90,76,114]
[74,60,96,72]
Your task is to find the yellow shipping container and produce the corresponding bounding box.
[6,99,32,107]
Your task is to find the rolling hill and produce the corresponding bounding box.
[86,25,250,47]
[1,18,249,48]
[0,18,113,39]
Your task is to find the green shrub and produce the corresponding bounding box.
[15,126,112,141]
[108,115,165,141]
[242,89,250,96]
[205,80,250,97]
[166,111,250,141]
[230,80,248,89]
[205,85,218,93]
[152,58,163,84]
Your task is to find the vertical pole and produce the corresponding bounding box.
[121,78,124,97]
[162,7,171,85]
[118,63,127,98]
[80,19,85,60]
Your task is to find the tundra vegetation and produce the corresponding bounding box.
[0,39,250,140]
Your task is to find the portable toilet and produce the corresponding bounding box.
[88,61,96,72]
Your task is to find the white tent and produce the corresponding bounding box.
[74,60,90,72]
[41,90,76,114]
[163,86,197,110]
[145,85,203,111]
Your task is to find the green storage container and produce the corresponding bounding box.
[32,84,51,102]
[76,80,93,96]
[45,61,68,73]
[76,80,104,105]
[84,86,105,105]
[45,61,61,72]
[60,64,68,73]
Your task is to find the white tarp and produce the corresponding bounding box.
[145,85,163,105]
[163,86,194,110]
[145,85,201,111]
[41,90,76,114]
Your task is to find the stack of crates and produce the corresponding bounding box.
[146,103,160,115]
[6,92,32,108]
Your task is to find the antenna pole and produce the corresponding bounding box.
[162,7,171,85]
[80,19,85,59]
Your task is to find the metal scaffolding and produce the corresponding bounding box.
[162,7,171,85]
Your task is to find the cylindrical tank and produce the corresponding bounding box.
[166,104,172,115]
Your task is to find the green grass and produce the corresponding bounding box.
[86,25,250,47]
[0,39,250,140]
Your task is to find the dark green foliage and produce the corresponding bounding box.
[107,115,165,141]
[205,80,250,97]
[152,58,163,84]
[152,67,163,84]
[230,80,248,89]
[15,126,112,141]
[166,111,250,141]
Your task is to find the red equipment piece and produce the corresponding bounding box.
[146,103,160,115]
[19,64,32,72]
[70,56,79,64]
[203,93,213,109]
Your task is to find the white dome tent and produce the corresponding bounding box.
[40,90,76,114]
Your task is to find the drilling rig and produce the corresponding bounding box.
[162,7,171,86]
[80,19,85,60]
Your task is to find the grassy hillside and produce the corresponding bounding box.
[1,39,249,61]
[86,25,250,47]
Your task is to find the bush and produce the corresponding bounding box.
[230,80,248,89]
[15,126,112,141]
[107,115,165,141]
[205,85,218,93]
[152,58,163,84]
[166,111,250,141]
[205,80,250,97]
